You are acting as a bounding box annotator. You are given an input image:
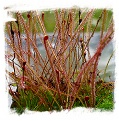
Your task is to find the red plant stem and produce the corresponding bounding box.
[10,22,16,76]
[44,37,63,105]
[62,10,94,54]
[69,28,113,109]
[16,12,46,65]
[27,12,32,64]
[42,12,44,23]
[35,11,46,35]
[12,22,24,61]
[90,56,99,107]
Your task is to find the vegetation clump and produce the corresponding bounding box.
[5,8,114,114]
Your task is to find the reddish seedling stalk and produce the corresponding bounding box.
[44,35,63,103]
[27,12,32,64]
[42,12,45,23]
[21,61,26,89]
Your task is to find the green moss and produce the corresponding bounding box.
[96,93,114,111]
[10,85,113,114]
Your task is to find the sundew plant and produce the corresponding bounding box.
[5,8,114,114]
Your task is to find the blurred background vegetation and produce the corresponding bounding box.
[7,9,112,33]
[40,9,112,32]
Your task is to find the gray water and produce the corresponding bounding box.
[6,32,115,107]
